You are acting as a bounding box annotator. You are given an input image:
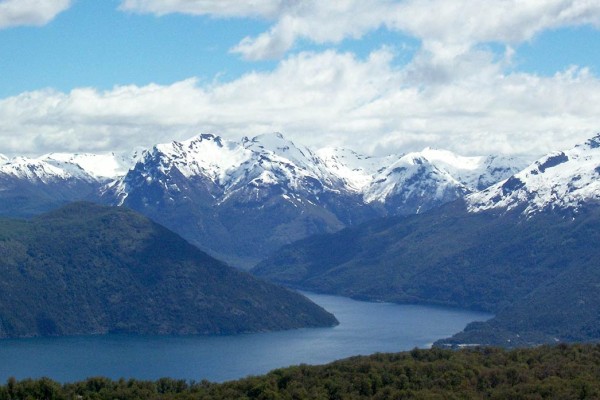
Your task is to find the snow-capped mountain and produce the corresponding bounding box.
[316,148,391,192]
[0,131,528,266]
[364,153,470,214]
[0,151,139,217]
[0,151,139,184]
[0,157,99,217]
[415,148,527,191]
[101,133,374,266]
[0,157,87,183]
[224,133,340,202]
[40,152,139,181]
[316,146,525,215]
[468,134,600,215]
[99,132,527,266]
[106,133,351,206]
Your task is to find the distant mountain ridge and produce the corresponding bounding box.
[467,133,600,215]
[253,133,600,347]
[0,132,526,266]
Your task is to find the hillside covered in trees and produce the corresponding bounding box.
[254,202,600,347]
[0,202,336,338]
[2,344,600,399]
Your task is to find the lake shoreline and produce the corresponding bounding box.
[0,292,491,383]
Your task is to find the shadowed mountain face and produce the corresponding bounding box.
[0,202,337,339]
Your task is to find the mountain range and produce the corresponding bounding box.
[0,133,526,267]
[2,131,599,346]
[253,134,600,347]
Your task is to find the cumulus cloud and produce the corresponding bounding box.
[231,1,393,60]
[237,0,600,59]
[0,0,72,29]
[121,0,600,60]
[1,49,600,158]
[393,0,600,58]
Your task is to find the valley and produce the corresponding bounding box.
[0,133,599,350]
[255,134,600,347]
[4,3,600,396]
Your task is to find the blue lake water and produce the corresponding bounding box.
[0,292,491,383]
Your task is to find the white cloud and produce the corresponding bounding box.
[392,0,600,56]
[0,0,72,29]
[1,49,600,158]
[231,0,393,60]
[118,0,282,18]
[122,0,600,60]
[237,0,600,59]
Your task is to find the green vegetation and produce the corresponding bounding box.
[253,202,600,346]
[3,344,600,399]
[0,202,337,338]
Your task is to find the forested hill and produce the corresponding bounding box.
[253,201,600,346]
[3,344,600,399]
[0,202,337,338]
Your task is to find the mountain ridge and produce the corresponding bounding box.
[0,132,526,266]
[467,133,600,215]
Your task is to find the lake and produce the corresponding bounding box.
[0,292,491,383]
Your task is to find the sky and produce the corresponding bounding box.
[1,0,600,159]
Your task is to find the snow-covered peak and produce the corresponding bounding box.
[574,133,600,151]
[243,133,323,172]
[0,157,78,183]
[317,147,397,192]
[243,132,290,152]
[364,152,468,205]
[467,134,600,215]
[223,133,341,197]
[147,134,251,182]
[419,147,484,171]
[116,132,354,209]
[473,155,529,191]
[411,148,527,191]
[40,152,136,180]
[319,145,526,196]
[0,154,8,165]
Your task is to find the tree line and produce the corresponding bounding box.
[1,343,600,399]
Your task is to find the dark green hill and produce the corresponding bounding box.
[0,202,337,338]
[253,202,600,346]
[4,344,600,399]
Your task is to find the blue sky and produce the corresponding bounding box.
[0,0,274,96]
[1,0,600,158]
[516,26,600,76]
